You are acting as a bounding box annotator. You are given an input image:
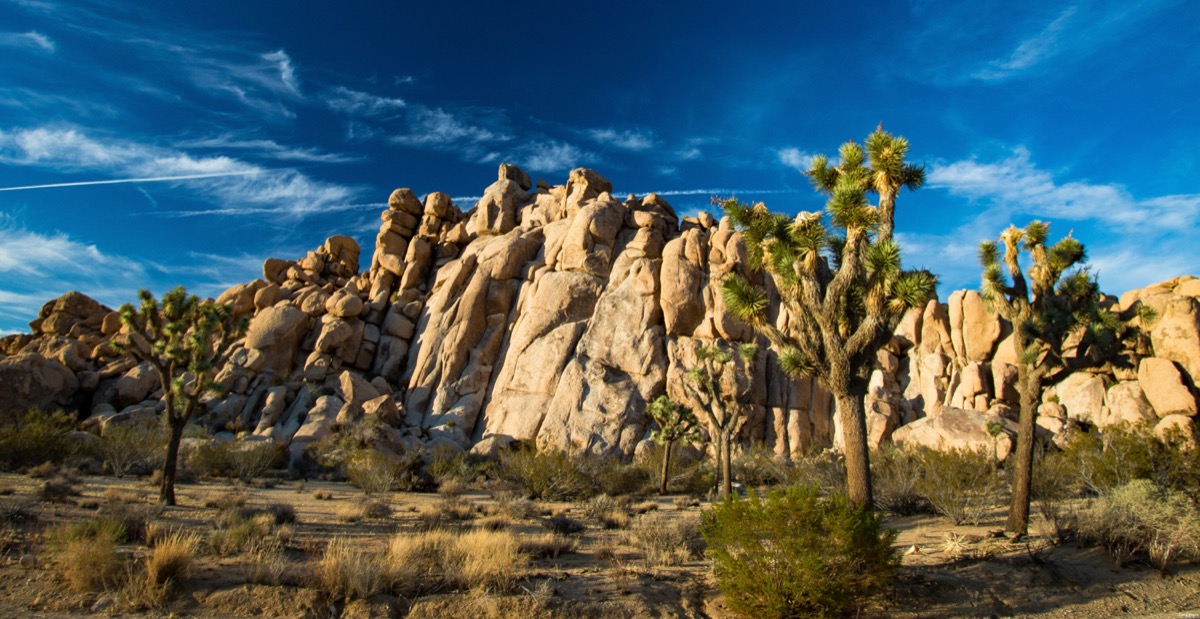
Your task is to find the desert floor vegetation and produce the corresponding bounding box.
[1,424,1200,618]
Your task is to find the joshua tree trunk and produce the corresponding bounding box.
[659,439,674,495]
[1006,366,1044,536]
[720,430,734,498]
[835,390,873,509]
[160,419,185,506]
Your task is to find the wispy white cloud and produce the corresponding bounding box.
[970,7,1077,81]
[178,134,360,163]
[325,86,406,117]
[0,30,55,53]
[902,146,1200,295]
[0,214,148,325]
[777,147,814,173]
[587,128,656,151]
[262,50,300,95]
[928,147,1200,229]
[908,0,1180,85]
[391,107,509,147]
[511,140,588,173]
[0,126,358,215]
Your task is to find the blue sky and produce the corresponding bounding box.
[0,0,1197,334]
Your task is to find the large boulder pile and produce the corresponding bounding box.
[1,164,1198,464]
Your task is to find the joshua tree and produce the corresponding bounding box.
[721,126,935,508]
[680,342,757,498]
[979,221,1147,535]
[646,395,701,495]
[117,287,244,505]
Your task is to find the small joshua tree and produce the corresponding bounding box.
[721,126,934,508]
[680,342,757,498]
[646,395,701,495]
[117,287,244,505]
[979,221,1147,535]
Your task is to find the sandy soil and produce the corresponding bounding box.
[1,472,1198,619]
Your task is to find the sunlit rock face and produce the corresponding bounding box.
[3,164,1198,462]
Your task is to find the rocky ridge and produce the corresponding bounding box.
[2,164,1199,464]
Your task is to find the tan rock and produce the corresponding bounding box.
[891,407,1016,461]
[563,168,613,214]
[659,232,707,337]
[1055,372,1107,424]
[1154,414,1197,448]
[1100,381,1156,428]
[243,305,309,375]
[326,288,364,318]
[1137,357,1198,417]
[388,188,424,216]
[1149,296,1200,383]
[498,163,532,191]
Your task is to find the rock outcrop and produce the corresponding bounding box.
[2,165,1198,465]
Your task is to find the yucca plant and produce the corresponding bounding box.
[680,342,757,498]
[116,287,245,505]
[646,395,701,495]
[979,221,1150,535]
[720,126,934,508]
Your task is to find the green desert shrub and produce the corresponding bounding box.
[100,423,167,477]
[784,449,848,496]
[496,447,594,501]
[1076,479,1200,572]
[914,447,1006,525]
[732,443,790,488]
[870,445,929,516]
[1031,445,1083,541]
[0,408,76,471]
[702,485,899,619]
[345,448,407,494]
[1059,423,1200,498]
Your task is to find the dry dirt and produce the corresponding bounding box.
[1,472,1198,619]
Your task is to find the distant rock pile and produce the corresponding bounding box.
[2,164,1198,464]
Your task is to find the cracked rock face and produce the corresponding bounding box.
[3,166,1199,462]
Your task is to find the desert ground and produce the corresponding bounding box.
[1,471,1198,619]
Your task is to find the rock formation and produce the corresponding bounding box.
[2,165,1199,464]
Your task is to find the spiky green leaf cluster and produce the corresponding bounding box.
[117,286,245,422]
[646,395,701,446]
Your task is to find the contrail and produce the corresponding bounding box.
[0,170,259,192]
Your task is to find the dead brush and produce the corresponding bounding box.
[626,512,702,567]
[519,532,577,559]
[103,488,145,505]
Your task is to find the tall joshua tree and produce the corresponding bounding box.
[979,221,1147,535]
[117,287,244,506]
[646,395,701,495]
[721,126,934,508]
[680,342,757,498]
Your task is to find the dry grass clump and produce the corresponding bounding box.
[146,530,199,585]
[319,538,391,599]
[313,490,334,500]
[55,536,124,592]
[489,490,539,520]
[362,499,392,520]
[38,478,82,503]
[319,529,528,601]
[478,515,511,531]
[578,494,633,529]
[250,539,290,585]
[542,514,585,535]
[203,490,248,510]
[519,532,577,559]
[455,529,523,593]
[103,488,145,504]
[626,512,702,567]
